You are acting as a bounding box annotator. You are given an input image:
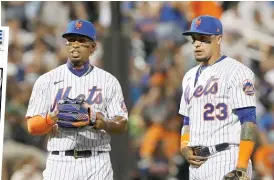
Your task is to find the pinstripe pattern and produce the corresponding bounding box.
[179,57,256,146]
[27,64,127,180]
[179,57,256,179]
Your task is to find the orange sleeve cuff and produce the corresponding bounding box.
[27,115,55,135]
[181,133,190,148]
[237,140,255,169]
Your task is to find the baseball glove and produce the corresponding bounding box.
[56,94,96,128]
[223,169,249,180]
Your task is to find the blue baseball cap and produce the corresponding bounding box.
[62,20,96,41]
[182,15,223,36]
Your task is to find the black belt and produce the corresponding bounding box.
[192,143,229,157]
[51,150,104,159]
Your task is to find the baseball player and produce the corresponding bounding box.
[26,20,128,180]
[179,15,257,180]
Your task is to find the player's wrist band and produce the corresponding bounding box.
[46,114,56,126]
[181,133,190,147]
[181,141,189,148]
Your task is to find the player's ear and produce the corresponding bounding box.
[90,42,97,53]
[217,35,222,44]
[92,41,96,48]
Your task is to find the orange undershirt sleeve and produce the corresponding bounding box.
[181,133,190,148]
[27,115,55,135]
[236,140,255,169]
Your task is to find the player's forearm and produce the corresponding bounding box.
[27,115,55,135]
[241,121,256,141]
[237,122,257,170]
[102,116,128,134]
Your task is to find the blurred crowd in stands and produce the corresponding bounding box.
[1,1,274,180]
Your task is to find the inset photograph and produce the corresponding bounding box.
[1,1,274,180]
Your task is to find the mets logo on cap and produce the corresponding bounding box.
[75,21,83,29]
[242,79,255,96]
[195,19,202,27]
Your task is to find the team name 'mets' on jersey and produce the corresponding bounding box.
[26,65,128,151]
[179,57,256,147]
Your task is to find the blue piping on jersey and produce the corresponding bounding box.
[67,60,93,77]
[194,55,227,87]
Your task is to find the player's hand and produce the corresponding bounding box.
[93,112,106,130]
[48,110,59,125]
[181,146,208,168]
[85,104,106,129]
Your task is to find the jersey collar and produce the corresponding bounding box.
[67,60,93,77]
[200,55,227,68]
[194,55,227,87]
[214,55,227,65]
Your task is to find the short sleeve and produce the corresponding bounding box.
[179,75,189,116]
[228,67,256,109]
[26,75,50,118]
[106,77,128,120]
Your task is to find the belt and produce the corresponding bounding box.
[51,150,104,159]
[192,143,229,157]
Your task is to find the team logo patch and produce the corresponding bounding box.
[75,21,83,29]
[242,79,255,96]
[195,19,202,27]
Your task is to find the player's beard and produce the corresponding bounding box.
[194,50,210,63]
[69,57,89,68]
[195,56,209,63]
[69,56,83,67]
[70,60,83,67]
[69,55,85,67]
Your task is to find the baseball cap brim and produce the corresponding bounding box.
[182,30,218,36]
[62,32,95,41]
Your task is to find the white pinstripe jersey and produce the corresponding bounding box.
[26,64,128,151]
[179,56,256,147]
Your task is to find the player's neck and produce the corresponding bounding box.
[68,60,89,69]
[202,53,222,66]
[67,60,93,77]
